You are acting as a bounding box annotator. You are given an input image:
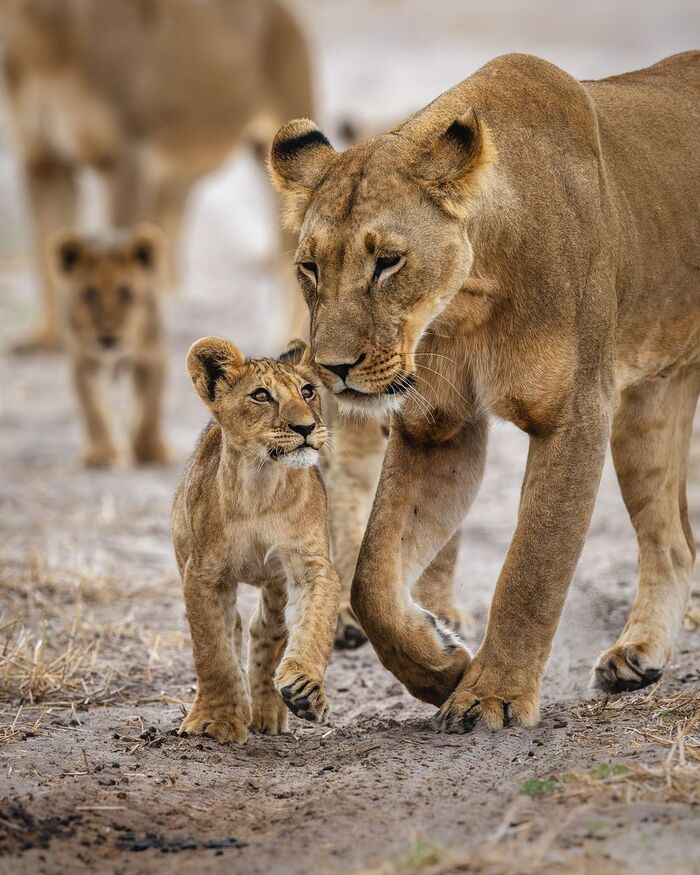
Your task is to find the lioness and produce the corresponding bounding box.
[1,0,313,350]
[52,224,169,467]
[270,52,700,732]
[172,337,340,744]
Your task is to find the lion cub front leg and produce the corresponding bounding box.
[248,580,289,735]
[275,554,340,725]
[180,563,251,744]
[72,356,119,467]
[132,353,170,465]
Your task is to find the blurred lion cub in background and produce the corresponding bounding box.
[172,337,340,744]
[51,225,170,467]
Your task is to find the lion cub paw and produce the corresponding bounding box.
[334,603,367,650]
[434,687,540,734]
[275,664,329,724]
[179,702,248,745]
[83,445,120,468]
[250,693,289,736]
[592,642,664,694]
[133,437,172,466]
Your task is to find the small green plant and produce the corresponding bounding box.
[521,777,557,796]
[396,838,445,869]
[589,763,629,779]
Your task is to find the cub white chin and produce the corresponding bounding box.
[280,447,319,469]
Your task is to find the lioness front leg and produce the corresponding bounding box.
[248,580,289,735]
[275,554,340,724]
[352,414,488,706]
[179,561,251,744]
[436,396,611,732]
[72,357,118,467]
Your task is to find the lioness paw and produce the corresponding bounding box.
[434,688,539,734]
[250,693,288,736]
[275,666,329,724]
[178,704,248,745]
[592,642,663,694]
[334,603,367,650]
[133,437,172,466]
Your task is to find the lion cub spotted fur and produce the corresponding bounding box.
[171,337,340,744]
[52,225,169,467]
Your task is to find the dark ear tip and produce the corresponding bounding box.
[444,116,477,150]
[278,338,308,364]
[272,121,331,164]
[133,241,153,268]
[59,241,81,272]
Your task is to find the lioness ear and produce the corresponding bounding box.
[269,119,336,231]
[50,231,87,276]
[412,108,496,219]
[126,223,165,273]
[278,338,311,366]
[186,336,245,406]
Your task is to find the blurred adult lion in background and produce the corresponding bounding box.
[0,0,313,351]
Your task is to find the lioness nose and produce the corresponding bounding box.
[290,422,315,438]
[317,353,365,383]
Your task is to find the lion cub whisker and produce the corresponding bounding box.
[171,336,340,745]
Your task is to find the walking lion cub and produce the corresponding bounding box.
[172,337,340,744]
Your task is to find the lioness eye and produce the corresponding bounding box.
[82,286,98,303]
[251,388,272,403]
[301,384,315,400]
[118,285,133,304]
[373,254,404,282]
[298,261,318,284]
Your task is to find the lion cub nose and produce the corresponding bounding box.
[98,335,118,349]
[289,422,315,439]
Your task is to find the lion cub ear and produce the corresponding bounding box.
[412,108,496,219]
[187,337,245,406]
[126,223,165,274]
[278,338,311,366]
[50,230,89,277]
[269,119,336,231]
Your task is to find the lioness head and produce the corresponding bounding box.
[269,112,496,417]
[51,225,164,356]
[187,337,326,469]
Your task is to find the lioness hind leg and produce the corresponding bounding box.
[248,581,289,736]
[412,532,468,635]
[593,369,699,693]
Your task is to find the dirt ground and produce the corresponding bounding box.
[1,2,699,873]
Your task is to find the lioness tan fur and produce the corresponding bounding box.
[51,224,169,467]
[1,0,313,350]
[270,52,700,732]
[171,337,340,744]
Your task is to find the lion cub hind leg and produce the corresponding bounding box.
[274,556,341,725]
[179,566,251,744]
[248,581,289,736]
[593,370,699,693]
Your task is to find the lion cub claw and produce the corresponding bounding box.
[592,642,664,694]
[250,694,289,736]
[179,703,248,745]
[276,668,329,724]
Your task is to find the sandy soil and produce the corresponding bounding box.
[1,2,699,873]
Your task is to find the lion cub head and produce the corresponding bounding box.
[269,113,496,417]
[187,337,326,469]
[51,225,164,356]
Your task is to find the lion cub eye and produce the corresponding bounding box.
[118,285,133,304]
[298,261,318,285]
[251,388,272,403]
[301,384,315,400]
[373,254,404,283]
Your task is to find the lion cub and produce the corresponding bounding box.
[171,337,340,744]
[51,225,169,467]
